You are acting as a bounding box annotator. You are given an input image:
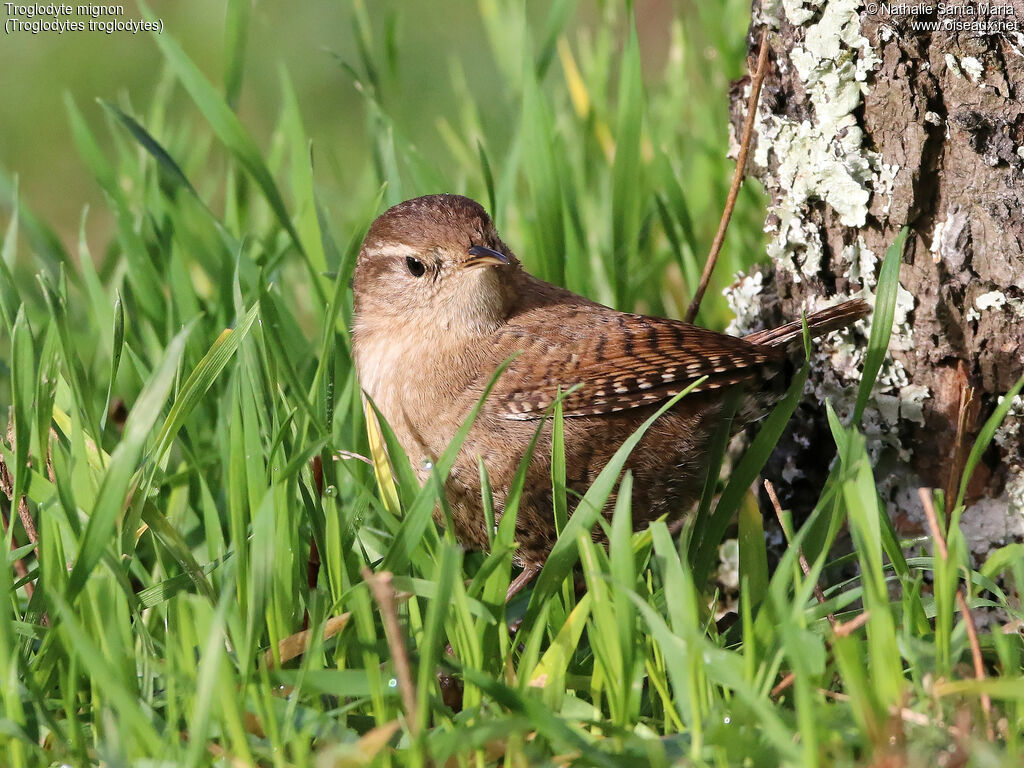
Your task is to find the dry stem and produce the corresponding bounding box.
[684,28,771,324]
[363,566,419,734]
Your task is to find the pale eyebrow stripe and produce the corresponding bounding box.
[365,243,420,258]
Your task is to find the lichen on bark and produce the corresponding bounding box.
[729,0,1024,553]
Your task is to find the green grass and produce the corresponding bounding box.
[2,3,1024,766]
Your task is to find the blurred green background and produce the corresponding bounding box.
[0,0,763,301]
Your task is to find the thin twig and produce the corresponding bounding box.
[955,591,992,737]
[684,28,771,324]
[765,480,836,628]
[506,563,541,604]
[770,672,796,698]
[833,611,871,637]
[335,449,374,465]
[918,487,993,740]
[363,567,419,734]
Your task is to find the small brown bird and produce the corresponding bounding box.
[352,194,867,590]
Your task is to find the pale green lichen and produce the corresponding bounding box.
[892,283,916,337]
[783,0,817,26]
[930,205,969,267]
[876,162,900,215]
[842,236,878,289]
[968,290,1010,322]
[994,395,1023,451]
[755,0,882,232]
[976,290,1008,311]
[960,55,984,82]
[898,384,930,426]
[944,53,985,84]
[759,116,874,228]
[753,0,891,296]
[724,271,765,336]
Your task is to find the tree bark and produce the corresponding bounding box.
[729,0,1024,555]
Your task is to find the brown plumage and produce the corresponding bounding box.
[352,194,868,575]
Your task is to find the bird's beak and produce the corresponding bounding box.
[464,245,509,269]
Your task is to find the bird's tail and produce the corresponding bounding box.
[743,298,870,351]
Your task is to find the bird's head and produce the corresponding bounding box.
[352,194,521,338]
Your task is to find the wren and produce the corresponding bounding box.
[352,194,868,587]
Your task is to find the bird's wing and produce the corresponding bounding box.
[492,310,784,420]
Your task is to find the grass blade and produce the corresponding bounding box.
[223,0,251,108]
[854,227,907,423]
[66,323,191,603]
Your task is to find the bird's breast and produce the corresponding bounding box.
[353,324,496,462]
[353,328,415,411]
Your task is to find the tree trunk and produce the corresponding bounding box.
[729,0,1024,555]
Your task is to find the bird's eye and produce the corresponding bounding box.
[406,256,426,277]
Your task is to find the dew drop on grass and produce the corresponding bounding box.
[388,678,398,688]
[421,459,434,472]
[325,485,338,497]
